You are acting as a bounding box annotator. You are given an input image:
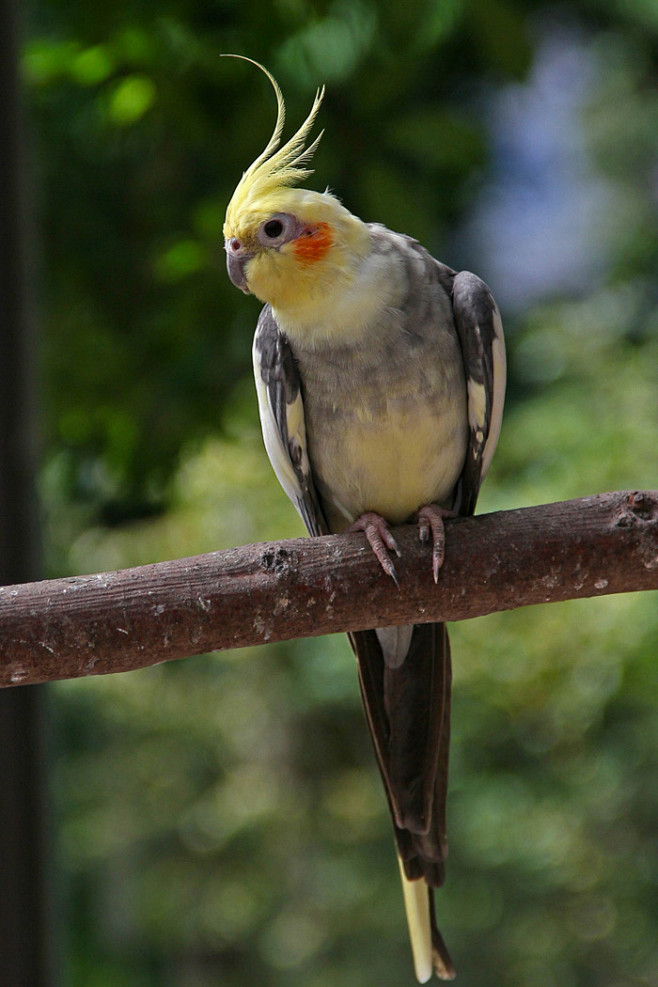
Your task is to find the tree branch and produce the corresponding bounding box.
[1,490,656,688]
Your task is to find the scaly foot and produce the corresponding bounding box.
[347,511,401,585]
[417,504,455,583]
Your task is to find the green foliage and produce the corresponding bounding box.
[23,0,658,984]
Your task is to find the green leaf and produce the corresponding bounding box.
[108,74,157,125]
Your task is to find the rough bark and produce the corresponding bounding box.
[1,490,656,689]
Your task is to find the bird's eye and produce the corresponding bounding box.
[257,213,299,247]
[263,219,284,239]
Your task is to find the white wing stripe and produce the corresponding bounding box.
[253,342,306,511]
[481,305,506,480]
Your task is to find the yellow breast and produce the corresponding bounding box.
[307,390,468,531]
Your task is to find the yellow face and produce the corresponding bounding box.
[224,190,370,313]
[224,196,329,291]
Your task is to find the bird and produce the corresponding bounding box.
[222,56,506,982]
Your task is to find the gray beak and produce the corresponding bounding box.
[225,239,253,294]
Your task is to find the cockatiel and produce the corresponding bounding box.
[223,56,505,982]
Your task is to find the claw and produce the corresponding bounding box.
[348,512,401,585]
[416,504,455,583]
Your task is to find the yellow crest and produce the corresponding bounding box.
[223,56,325,231]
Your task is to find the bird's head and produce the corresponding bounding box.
[223,57,370,324]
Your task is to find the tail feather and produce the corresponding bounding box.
[398,857,433,984]
[398,859,456,982]
[430,889,456,981]
[349,622,454,980]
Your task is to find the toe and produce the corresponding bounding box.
[416,505,454,582]
[348,512,401,583]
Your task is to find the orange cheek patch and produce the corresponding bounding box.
[292,222,333,265]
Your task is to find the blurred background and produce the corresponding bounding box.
[3,0,658,984]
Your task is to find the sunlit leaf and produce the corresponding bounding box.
[108,74,157,125]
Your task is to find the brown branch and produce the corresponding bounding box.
[1,490,656,688]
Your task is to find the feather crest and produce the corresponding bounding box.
[223,55,325,225]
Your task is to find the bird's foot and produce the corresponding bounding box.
[417,504,455,583]
[347,512,401,586]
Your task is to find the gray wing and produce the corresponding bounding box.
[450,270,506,517]
[365,230,505,519]
[253,305,329,537]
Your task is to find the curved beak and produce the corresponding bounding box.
[225,238,253,294]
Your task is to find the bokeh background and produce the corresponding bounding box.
[12,0,658,984]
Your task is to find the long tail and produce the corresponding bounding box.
[349,622,455,981]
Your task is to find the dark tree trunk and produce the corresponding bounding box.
[0,0,54,982]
